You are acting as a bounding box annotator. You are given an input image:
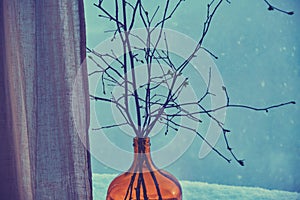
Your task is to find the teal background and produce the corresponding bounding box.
[84,0,300,192]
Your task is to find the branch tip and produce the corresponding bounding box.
[238,160,245,166]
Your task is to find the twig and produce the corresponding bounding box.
[263,0,294,15]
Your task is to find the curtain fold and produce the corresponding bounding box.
[0,0,92,199]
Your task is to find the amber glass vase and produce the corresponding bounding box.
[106,137,182,200]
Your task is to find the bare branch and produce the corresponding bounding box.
[94,3,125,27]
[263,0,294,15]
[89,0,296,168]
[92,122,128,130]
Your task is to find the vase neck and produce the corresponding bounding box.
[129,137,156,172]
[133,137,151,153]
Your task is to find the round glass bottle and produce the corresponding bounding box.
[106,137,182,200]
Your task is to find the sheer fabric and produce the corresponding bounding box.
[0,0,92,199]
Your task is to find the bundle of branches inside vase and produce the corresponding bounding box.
[87,0,295,199]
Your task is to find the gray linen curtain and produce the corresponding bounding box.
[0,0,92,199]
